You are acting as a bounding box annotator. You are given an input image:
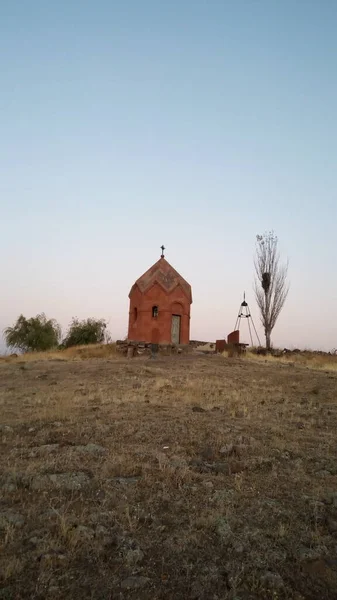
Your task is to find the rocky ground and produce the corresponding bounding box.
[1,353,337,599]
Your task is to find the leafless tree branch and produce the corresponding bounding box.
[254,231,289,349]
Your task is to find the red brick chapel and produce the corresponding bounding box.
[128,247,192,345]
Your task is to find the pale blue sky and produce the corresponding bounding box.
[1,1,336,350]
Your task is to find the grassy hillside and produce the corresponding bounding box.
[1,352,337,598]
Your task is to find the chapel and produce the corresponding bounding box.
[127,247,192,345]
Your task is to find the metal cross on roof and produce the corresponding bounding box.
[160,245,165,258]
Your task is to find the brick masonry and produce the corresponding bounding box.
[127,257,192,345]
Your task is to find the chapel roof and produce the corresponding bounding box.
[129,257,192,302]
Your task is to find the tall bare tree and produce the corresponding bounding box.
[254,232,289,350]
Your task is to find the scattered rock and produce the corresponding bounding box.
[75,525,95,541]
[281,451,291,460]
[38,550,66,565]
[2,483,16,493]
[29,537,41,546]
[121,576,150,590]
[74,443,106,455]
[42,509,59,519]
[89,511,114,525]
[192,406,206,413]
[316,469,331,478]
[0,511,25,528]
[31,471,91,491]
[260,571,284,590]
[298,547,323,561]
[189,458,213,473]
[53,422,62,427]
[95,488,106,501]
[28,427,36,433]
[293,458,303,469]
[124,548,144,566]
[202,480,214,490]
[212,489,234,503]
[28,444,59,457]
[48,586,60,596]
[326,492,337,507]
[93,524,118,545]
[170,456,188,469]
[0,425,14,433]
[235,443,249,455]
[219,443,234,456]
[216,517,232,541]
[0,473,30,491]
[110,476,141,485]
[95,525,109,537]
[232,541,245,554]
[189,458,203,468]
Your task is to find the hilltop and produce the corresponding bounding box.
[1,351,337,599]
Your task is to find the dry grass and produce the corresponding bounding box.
[244,350,337,372]
[1,352,337,599]
[0,343,117,363]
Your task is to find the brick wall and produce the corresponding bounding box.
[128,282,191,344]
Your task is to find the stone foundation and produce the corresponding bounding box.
[116,340,191,357]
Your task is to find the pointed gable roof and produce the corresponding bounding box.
[129,257,192,303]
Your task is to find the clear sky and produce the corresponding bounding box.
[1,1,337,351]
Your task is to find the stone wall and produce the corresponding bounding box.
[116,340,192,357]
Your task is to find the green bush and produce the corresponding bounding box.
[63,318,107,348]
[4,314,61,353]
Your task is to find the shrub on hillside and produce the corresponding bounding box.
[63,318,108,348]
[4,314,61,353]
